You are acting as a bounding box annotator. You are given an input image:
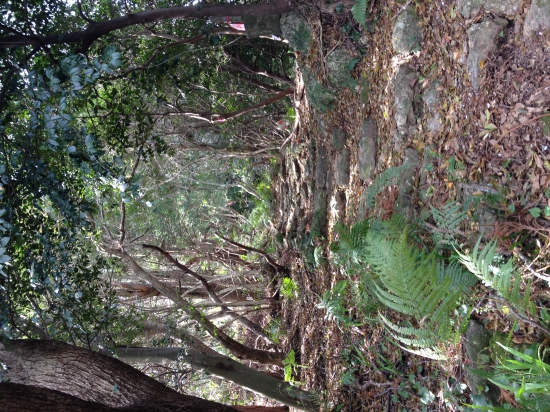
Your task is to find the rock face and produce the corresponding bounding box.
[392,6,422,54]
[457,0,522,18]
[394,148,419,217]
[358,119,377,181]
[301,66,335,113]
[335,148,351,186]
[392,66,419,149]
[424,80,442,134]
[280,12,312,55]
[524,0,550,37]
[326,48,357,88]
[331,127,346,152]
[463,321,501,407]
[466,17,508,89]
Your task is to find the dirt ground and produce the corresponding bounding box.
[266,1,550,411]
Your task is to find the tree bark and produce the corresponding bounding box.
[107,248,284,366]
[0,1,292,51]
[0,340,238,411]
[0,383,290,411]
[112,347,317,411]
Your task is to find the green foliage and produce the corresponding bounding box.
[470,343,550,411]
[368,228,464,359]
[430,201,468,246]
[365,164,415,210]
[316,280,360,327]
[281,277,298,299]
[351,0,370,28]
[282,349,301,384]
[456,237,536,319]
[0,49,125,339]
[330,218,475,359]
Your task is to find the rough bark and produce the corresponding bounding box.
[0,383,289,411]
[0,340,238,411]
[113,347,318,411]
[107,248,284,366]
[0,1,292,51]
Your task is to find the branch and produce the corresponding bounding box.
[107,247,283,365]
[142,244,275,344]
[216,234,288,274]
[0,1,291,52]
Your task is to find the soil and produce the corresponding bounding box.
[265,1,550,411]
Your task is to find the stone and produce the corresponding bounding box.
[358,119,377,181]
[457,0,522,19]
[392,6,422,54]
[394,148,419,216]
[301,66,336,113]
[312,190,328,237]
[335,148,351,186]
[392,66,419,139]
[280,13,312,55]
[331,127,347,152]
[332,191,347,221]
[419,145,437,202]
[466,17,508,90]
[524,0,550,38]
[424,80,443,134]
[315,144,329,189]
[326,48,357,88]
[463,320,501,406]
[357,191,368,222]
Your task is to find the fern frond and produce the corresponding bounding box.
[430,202,467,245]
[379,313,447,360]
[334,219,370,252]
[437,261,478,291]
[351,0,369,28]
[366,164,415,210]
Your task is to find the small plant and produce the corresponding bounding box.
[281,277,298,299]
[316,280,360,327]
[469,343,550,411]
[282,349,305,385]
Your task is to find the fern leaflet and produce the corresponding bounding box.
[351,0,369,28]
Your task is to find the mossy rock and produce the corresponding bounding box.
[301,66,335,113]
[280,13,313,55]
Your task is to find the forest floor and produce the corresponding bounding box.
[264,0,550,411]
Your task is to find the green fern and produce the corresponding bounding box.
[430,201,468,246]
[436,261,478,292]
[351,0,369,28]
[332,219,370,252]
[317,280,360,327]
[457,236,534,317]
[365,228,463,359]
[366,164,415,210]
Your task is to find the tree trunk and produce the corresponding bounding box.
[0,340,238,411]
[0,1,292,51]
[112,347,317,411]
[0,383,290,411]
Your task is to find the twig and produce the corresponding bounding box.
[391,0,413,21]
[506,111,550,133]
[514,248,550,283]
[493,296,550,336]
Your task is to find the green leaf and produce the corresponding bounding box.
[529,207,541,218]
